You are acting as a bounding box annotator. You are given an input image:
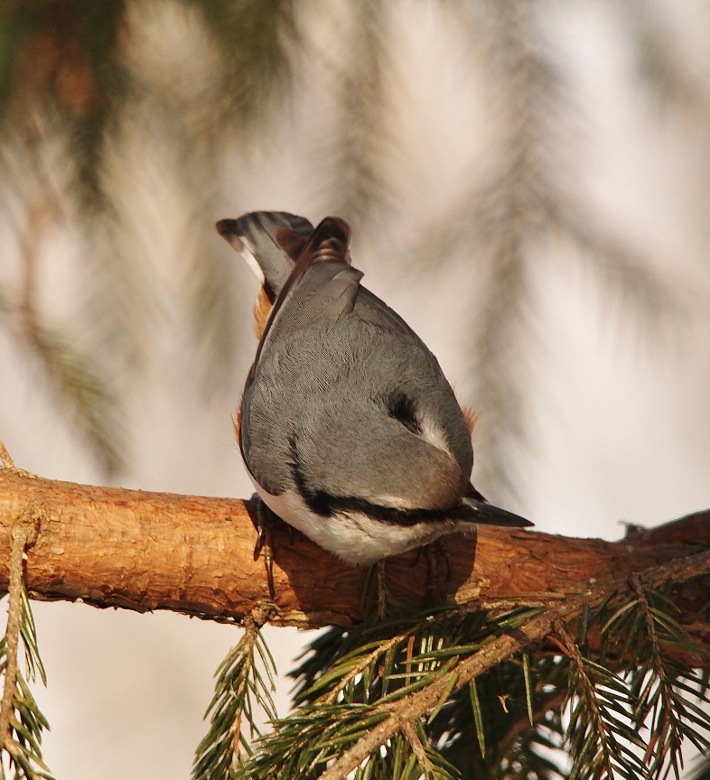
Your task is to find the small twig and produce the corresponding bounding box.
[0,442,15,470]
[0,504,41,753]
[480,592,568,608]
[631,575,670,674]
[244,600,279,633]
[0,442,36,479]
[401,720,432,778]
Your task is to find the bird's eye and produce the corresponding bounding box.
[386,392,422,435]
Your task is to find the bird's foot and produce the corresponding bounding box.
[247,494,277,599]
[361,559,390,621]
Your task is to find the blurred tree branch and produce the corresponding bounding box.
[0,462,709,655]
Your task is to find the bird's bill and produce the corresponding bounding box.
[462,498,533,528]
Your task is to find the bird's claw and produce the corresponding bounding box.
[425,538,452,605]
[248,494,276,599]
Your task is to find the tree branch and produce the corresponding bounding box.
[0,468,709,637]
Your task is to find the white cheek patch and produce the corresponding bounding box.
[419,415,451,455]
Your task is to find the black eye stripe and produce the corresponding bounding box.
[386,392,422,435]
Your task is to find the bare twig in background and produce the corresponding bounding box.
[315,0,394,232]
[408,0,680,505]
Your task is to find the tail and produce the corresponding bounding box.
[215,212,314,297]
[461,498,533,528]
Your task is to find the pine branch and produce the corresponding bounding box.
[631,578,684,778]
[18,321,123,476]
[244,607,540,780]
[557,622,649,780]
[0,500,51,780]
[603,577,710,780]
[193,603,278,780]
[0,2,128,206]
[300,552,710,780]
[460,0,551,504]
[244,568,708,778]
[549,205,681,328]
[313,606,583,780]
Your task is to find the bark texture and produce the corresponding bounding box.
[0,469,709,638]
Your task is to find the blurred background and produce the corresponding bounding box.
[1,0,710,777]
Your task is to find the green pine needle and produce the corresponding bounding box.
[468,680,486,759]
[0,584,53,780]
[192,625,277,780]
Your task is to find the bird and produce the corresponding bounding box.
[216,211,532,576]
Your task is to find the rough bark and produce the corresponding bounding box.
[0,469,709,642]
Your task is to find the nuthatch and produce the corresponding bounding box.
[216,212,532,574]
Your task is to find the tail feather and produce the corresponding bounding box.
[216,212,314,297]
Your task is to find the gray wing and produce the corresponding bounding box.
[259,261,364,349]
[242,280,473,507]
[243,317,472,510]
